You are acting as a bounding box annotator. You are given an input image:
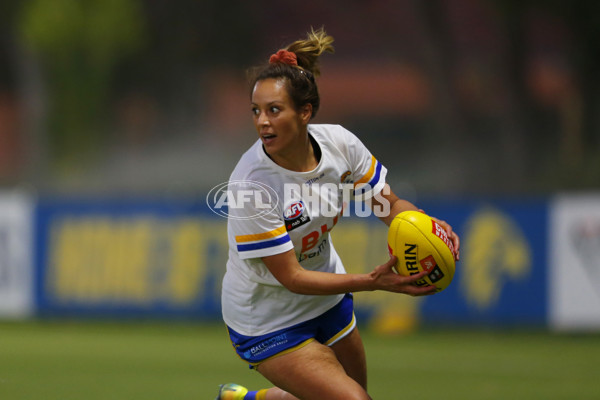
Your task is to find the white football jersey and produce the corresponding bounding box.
[222,124,388,336]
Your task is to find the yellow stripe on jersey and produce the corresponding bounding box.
[235,225,287,243]
[355,155,377,185]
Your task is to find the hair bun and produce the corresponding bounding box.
[269,50,298,66]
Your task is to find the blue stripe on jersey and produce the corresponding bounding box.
[355,160,383,195]
[237,234,291,252]
[368,160,382,187]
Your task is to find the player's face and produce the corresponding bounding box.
[251,78,311,156]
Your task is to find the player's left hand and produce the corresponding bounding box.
[418,209,460,261]
[434,217,460,261]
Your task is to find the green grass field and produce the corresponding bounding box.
[1,321,599,400]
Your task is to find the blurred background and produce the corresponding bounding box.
[1,1,600,399]
[0,0,599,326]
[0,0,598,197]
[1,0,599,327]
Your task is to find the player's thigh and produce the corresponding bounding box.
[330,326,368,390]
[256,340,370,400]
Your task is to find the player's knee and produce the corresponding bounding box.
[346,392,370,400]
[333,387,370,400]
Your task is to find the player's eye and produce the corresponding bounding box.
[251,107,260,116]
[270,106,280,114]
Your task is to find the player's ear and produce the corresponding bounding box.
[299,103,312,124]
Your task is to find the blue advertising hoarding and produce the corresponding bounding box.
[33,196,548,328]
[419,200,548,327]
[34,199,226,319]
[334,199,548,331]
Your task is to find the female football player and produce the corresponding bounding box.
[217,28,460,400]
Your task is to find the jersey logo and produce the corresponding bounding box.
[340,170,352,184]
[284,201,304,220]
[284,200,311,231]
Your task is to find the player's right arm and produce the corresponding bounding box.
[261,249,436,296]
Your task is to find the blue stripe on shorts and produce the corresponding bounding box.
[226,293,355,369]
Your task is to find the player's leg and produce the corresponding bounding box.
[329,326,368,390]
[219,294,364,399]
[256,340,371,400]
[218,328,368,400]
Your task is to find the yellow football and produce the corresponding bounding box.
[387,211,456,293]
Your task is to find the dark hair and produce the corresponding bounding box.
[248,28,334,119]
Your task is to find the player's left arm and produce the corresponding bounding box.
[371,183,418,226]
[372,183,461,260]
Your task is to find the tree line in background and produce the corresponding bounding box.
[0,0,598,194]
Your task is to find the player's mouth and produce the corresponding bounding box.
[261,133,277,146]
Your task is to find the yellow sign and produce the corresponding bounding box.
[48,216,227,305]
[461,207,531,309]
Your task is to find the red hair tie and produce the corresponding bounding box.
[269,49,298,66]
